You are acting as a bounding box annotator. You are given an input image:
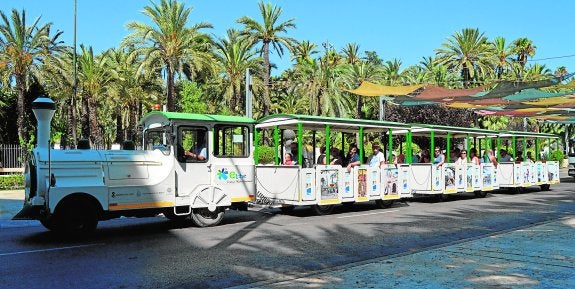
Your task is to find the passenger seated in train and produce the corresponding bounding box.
[286,140,312,168]
[456,150,467,165]
[469,148,481,165]
[329,148,342,165]
[346,144,360,171]
[485,149,498,167]
[316,146,326,165]
[284,153,296,165]
[420,149,431,163]
[433,147,445,166]
[526,151,535,163]
[500,149,513,162]
[368,143,385,168]
[515,151,524,163]
[450,148,460,162]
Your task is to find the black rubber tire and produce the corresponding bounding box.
[279,205,295,214]
[341,202,355,209]
[474,191,488,198]
[191,208,224,227]
[540,184,551,191]
[375,199,395,209]
[51,200,98,234]
[163,208,190,221]
[311,204,334,215]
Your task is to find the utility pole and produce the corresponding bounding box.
[245,68,252,119]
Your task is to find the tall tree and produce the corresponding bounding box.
[511,37,536,70]
[213,29,260,114]
[341,43,361,65]
[124,0,212,112]
[237,1,296,116]
[492,36,512,79]
[435,28,494,88]
[0,8,63,143]
[291,40,317,64]
[76,45,113,146]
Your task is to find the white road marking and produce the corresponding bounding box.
[337,210,399,219]
[0,243,105,257]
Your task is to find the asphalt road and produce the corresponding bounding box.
[1,182,574,289]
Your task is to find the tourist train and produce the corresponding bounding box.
[13,97,561,233]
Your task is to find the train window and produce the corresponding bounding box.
[178,127,209,163]
[214,125,249,158]
[144,129,170,153]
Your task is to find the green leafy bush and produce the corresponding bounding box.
[0,174,24,190]
[550,150,565,162]
[257,146,275,164]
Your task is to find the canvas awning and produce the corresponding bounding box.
[344,81,424,96]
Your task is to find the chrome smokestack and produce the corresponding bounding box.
[31,97,56,149]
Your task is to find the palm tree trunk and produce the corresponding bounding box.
[81,95,90,139]
[166,63,175,112]
[315,88,322,116]
[356,96,364,119]
[230,81,237,113]
[15,74,27,144]
[88,95,101,147]
[129,102,137,141]
[115,112,123,144]
[262,41,271,116]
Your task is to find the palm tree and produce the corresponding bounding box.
[76,45,114,146]
[237,1,296,116]
[105,47,162,142]
[341,43,361,65]
[124,0,212,112]
[0,8,63,143]
[382,58,404,85]
[510,37,536,70]
[492,36,512,79]
[340,61,382,119]
[213,29,260,114]
[291,40,318,64]
[435,28,494,88]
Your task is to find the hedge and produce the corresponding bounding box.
[0,174,24,190]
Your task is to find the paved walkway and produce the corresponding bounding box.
[243,216,575,288]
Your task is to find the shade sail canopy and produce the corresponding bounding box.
[344,74,575,121]
[344,81,424,96]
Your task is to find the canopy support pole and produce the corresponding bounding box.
[467,133,471,161]
[388,128,393,163]
[297,123,303,165]
[254,128,259,164]
[430,130,435,162]
[407,130,413,164]
[446,132,451,163]
[497,136,501,162]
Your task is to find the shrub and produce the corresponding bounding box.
[257,146,276,164]
[0,174,24,190]
[550,150,565,162]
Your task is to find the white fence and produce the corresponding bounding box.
[0,144,25,170]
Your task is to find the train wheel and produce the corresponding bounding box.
[375,199,394,209]
[279,205,295,214]
[540,184,550,191]
[49,200,98,234]
[191,208,224,227]
[312,204,334,215]
[474,191,488,198]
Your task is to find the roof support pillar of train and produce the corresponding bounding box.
[254,128,259,164]
[511,136,517,158]
[535,138,539,161]
[359,127,364,164]
[298,123,303,165]
[523,137,527,159]
[406,130,412,164]
[312,130,317,164]
[430,130,435,160]
[446,132,451,162]
[497,136,501,162]
[274,125,279,165]
[388,128,393,163]
[325,124,331,164]
[467,133,471,161]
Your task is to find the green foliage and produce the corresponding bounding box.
[0,174,24,190]
[257,145,275,164]
[179,81,207,113]
[550,150,565,161]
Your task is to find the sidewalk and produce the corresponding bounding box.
[251,217,575,288]
[0,189,24,220]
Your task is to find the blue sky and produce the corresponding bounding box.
[2,0,575,76]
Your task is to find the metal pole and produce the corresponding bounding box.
[446,132,451,163]
[379,96,385,121]
[274,126,279,165]
[359,127,364,164]
[388,128,393,163]
[297,123,303,165]
[325,124,331,164]
[253,128,259,164]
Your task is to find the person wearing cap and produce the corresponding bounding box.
[433,146,445,167]
[368,143,385,168]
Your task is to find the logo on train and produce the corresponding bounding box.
[217,168,247,182]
